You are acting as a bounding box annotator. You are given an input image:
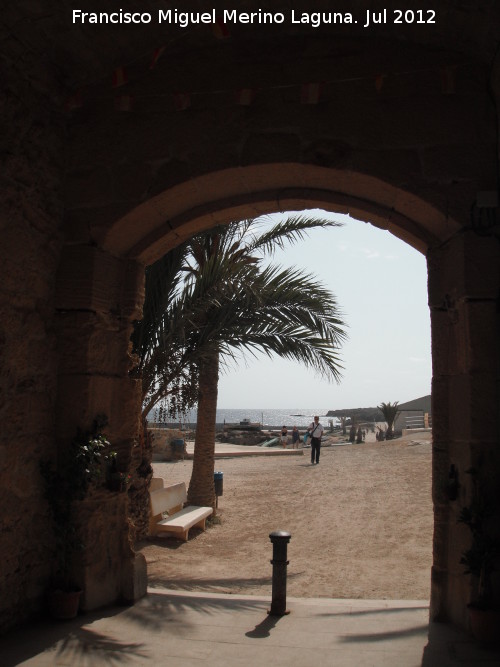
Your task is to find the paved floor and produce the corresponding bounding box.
[1,589,499,666]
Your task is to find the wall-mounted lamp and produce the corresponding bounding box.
[470,190,500,237]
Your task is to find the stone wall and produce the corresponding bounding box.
[428,231,500,628]
[0,58,148,630]
[52,246,146,610]
[1,1,500,634]
[0,63,65,630]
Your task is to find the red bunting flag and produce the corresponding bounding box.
[150,47,166,69]
[213,16,230,39]
[115,95,134,112]
[300,83,323,105]
[173,92,191,111]
[375,74,386,92]
[64,90,83,111]
[440,65,456,94]
[112,67,128,88]
[235,88,256,106]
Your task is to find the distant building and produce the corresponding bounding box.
[394,395,432,434]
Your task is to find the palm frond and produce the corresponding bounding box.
[245,214,343,256]
[134,213,348,417]
[131,241,189,361]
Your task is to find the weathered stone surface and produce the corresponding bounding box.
[55,246,144,317]
[0,60,64,633]
[76,488,132,610]
[1,0,500,635]
[428,232,500,308]
[448,373,497,442]
[55,311,136,376]
[121,554,148,603]
[242,133,301,164]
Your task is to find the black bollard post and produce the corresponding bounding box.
[268,530,291,616]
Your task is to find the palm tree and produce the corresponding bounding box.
[378,401,400,439]
[131,242,200,420]
[133,215,348,509]
[180,216,347,507]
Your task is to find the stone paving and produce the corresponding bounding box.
[1,589,499,666]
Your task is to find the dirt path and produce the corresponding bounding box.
[137,434,433,600]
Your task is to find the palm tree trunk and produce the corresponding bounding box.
[187,352,219,510]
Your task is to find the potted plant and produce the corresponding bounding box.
[458,466,500,641]
[40,415,110,619]
[104,450,132,491]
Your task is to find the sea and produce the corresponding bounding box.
[148,407,339,429]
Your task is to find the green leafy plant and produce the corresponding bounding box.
[40,415,110,590]
[103,450,132,491]
[458,467,500,609]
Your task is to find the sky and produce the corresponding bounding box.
[216,209,432,410]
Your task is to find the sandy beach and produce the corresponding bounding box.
[137,431,433,600]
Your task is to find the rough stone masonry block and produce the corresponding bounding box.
[56,246,144,319]
[448,375,472,441]
[427,231,500,308]
[65,166,113,208]
[430,308,461,377]
[81,564,121,611]
[431,445,454,507]
[112,161,152,202]
[55,374,142,443]
[448,372,497,442]
[461,299,500,373]
[55,310,135,376]
[76,490,132,611]
[430,566,448,621]
[87,321,137,376]
[121,553,148,603]
[470,440,500,480]
[432,514,450,571]
[423,141,496,186]
[446,571,471,629]
[462,230,500,299]
[121,259,145,321]
[56,245,122,312]
[427,239,464,309]
[430,376,451,444]
[241,133,301,165]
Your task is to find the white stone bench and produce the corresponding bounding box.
[149,481,212,542]
[149,477,164,492]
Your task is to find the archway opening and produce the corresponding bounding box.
[139,206,433,604]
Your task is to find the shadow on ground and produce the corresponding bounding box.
[0,593,269,667]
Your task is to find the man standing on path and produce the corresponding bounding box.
[308,415,324,465]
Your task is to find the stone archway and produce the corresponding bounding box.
[55,15,500,622]
[101,164,454,262]
[2,0,500,634]
[55,159,499,630]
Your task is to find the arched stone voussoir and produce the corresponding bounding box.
[100,163,459,264]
